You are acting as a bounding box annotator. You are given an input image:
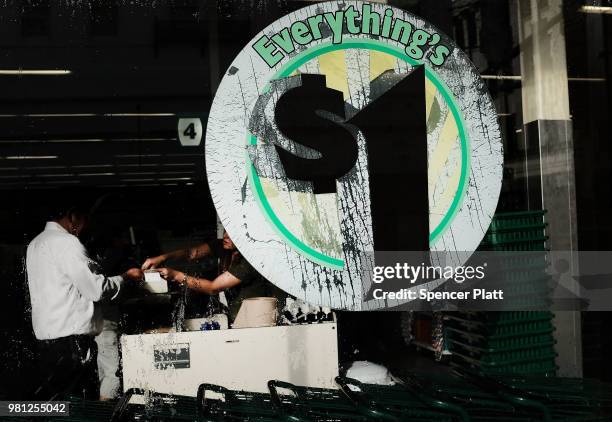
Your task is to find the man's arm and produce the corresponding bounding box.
[142,243,213,270]
[60,238,142,301]
[156,268,241,295]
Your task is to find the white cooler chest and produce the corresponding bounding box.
[121,323,339,396]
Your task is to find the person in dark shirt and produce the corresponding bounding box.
[141,231,277,320]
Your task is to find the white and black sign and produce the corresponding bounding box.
[153,343,190,370]
[178,118,203,146]
[205,1,503,310]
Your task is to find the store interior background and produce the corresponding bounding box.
[0,0,611,398]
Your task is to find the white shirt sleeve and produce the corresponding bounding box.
[58,237,124,302]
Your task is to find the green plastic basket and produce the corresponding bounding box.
[447,327,556,350]
[485,224,547,244]
[449,339,556,364]
[491,253,550,272]
[447,315,554,336]
[449,311,553,325]
[481,237,548,251]
[488,211,547,231]
[453,353,558,376]
[495,270,551,284]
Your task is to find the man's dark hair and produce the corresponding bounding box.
[48,193,92,222]
[50,205,89,222]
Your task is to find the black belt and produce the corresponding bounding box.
[39,334,94,345]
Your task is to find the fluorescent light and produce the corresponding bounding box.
[72,164,113,169]
[103,113,176,117]
[0,113,96,117]
[117,163,196,168]
[3,155,58,160]
[481,75,522,81]
[120,172,157,176]
[296,0,387,2]
[158,177,192,181]
[0,113,176,118]
[79,172,116,176]
[481,74,606,82]
[31,113,96,117]
[118,164,159,168]
[29,166,65,170]
[580,5,612,13]
[0,69,71,75]
[0,139,103,143]
[0,175,27,179]
[166,153,202,157]
[115,154,162,158]
[48,139,105,143]
[113,138,175,141]
[568,77,606,82]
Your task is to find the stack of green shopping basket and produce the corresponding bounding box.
[447,210,557,376]
[447,311,557,376]
[482,210,548,252]
[482,210,552,309]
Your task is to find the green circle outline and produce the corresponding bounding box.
[246,38,470,269]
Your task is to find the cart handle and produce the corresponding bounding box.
[268,379,301,408]
[334,377,402,422]
[196,383,232,416]
[267,380,318,422]
[110,388,144,422]
[334,376,368,406]
[453,368,552,422]
[400,373,471,422]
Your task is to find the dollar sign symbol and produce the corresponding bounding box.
[274,74,359,194]
[273,67,429,253]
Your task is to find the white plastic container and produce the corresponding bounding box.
[232,297,278,328]
[143,271,168,293]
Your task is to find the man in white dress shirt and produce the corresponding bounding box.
[26,203,142,400]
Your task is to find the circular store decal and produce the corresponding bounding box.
[206,1,502,310]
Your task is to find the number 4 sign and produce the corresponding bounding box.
[178,117,203,146]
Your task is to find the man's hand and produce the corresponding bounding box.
[123,268,144,281]
[141,255,166,270]
[155,267,181,283]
